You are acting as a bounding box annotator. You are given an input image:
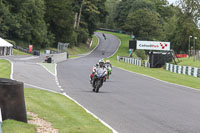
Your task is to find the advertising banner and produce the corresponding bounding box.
[137,41,170,51]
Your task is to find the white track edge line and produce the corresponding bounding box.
[37,63,56,76]
[115,66,200,92]
[62,92,118,133]
[55,61,118,133]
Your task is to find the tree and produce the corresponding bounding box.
[45,0,74,46]
[123,9,163,40]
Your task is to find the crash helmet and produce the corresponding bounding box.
[99,59,105,67]
[106,60,110,64]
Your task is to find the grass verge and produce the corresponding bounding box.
[13,49,31,55]
[177,57,200,68]
[98,31,200,89]
[0,59,111,133]
[0,59,11,79]
[68,35,98,57]
[25,88,111,133]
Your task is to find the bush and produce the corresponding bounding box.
[135,50,147,60]
[77,28,89,45]
[5,39,16,45]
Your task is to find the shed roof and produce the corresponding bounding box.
[0,37,13,47]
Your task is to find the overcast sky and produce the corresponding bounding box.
[168,0,177,4]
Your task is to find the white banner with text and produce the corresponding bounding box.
[137,41,170,51]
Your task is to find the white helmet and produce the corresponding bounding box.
[106,60,110,63]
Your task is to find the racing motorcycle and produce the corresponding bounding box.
[92,68,106,93]
[105,64,112,79]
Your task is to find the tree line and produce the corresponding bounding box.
[0,0,107,48]
[103,0,200,53]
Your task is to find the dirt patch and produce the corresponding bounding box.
[27,112,58,133]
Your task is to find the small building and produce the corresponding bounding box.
[0,37,13,56]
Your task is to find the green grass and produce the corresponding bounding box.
[177,57,200,68]
[68,35,99,56]
[13,49,31,55]
[2,120,36,133]
[0,59,11,79]
[25,88,112,133]
[98,31,200,89]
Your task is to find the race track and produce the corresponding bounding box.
[57,32,200,133]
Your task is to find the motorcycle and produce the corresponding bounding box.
[92,68,106,93]
[105,64,112,79]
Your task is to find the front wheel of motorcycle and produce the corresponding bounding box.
[95,87,99,93]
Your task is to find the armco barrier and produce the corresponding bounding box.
[166,63,200,78]
[51,52,67,63]
[117,56,142,67]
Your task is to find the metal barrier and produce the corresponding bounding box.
[166,63,200,78]
[117,56,142,66]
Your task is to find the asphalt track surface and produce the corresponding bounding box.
[0,55,59,91]
[58,32,200,133]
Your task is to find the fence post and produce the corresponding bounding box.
[178,66,182,74]
[188,66,192,76]
[174,65,177,73]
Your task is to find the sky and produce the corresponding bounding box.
[168,0,177,4]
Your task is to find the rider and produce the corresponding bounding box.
[90,59,106,84]
[105,60,112,68]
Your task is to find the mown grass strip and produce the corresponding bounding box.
[98,31,200,89]
[13,49,31,55]
[178,57,200,68]
[0,59,11,79]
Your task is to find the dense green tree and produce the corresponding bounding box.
[104,0,120,29]
[123,8,163,40]
[45,0,74,46]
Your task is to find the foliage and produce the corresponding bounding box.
[135,50,147,60]
[0,0,107,48]
[112,0,200,53]
[123,8,163,40]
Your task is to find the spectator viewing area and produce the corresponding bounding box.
[0,37,13,56]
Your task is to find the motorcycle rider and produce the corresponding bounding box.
[105,60,112,68]
[90,59,107,89]
[105,60,112,79]
[90,63,99,84]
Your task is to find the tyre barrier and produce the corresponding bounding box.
[117,56,142,66]
[166,63,200,78]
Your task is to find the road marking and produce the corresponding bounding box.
[37,63,56,76]
[115,66,200,92]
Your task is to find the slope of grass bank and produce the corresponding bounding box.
[68,35,98,56]
[13,49,31,55]
[0,59,111,133]
[178,57,200,68]
[98,31,200,89]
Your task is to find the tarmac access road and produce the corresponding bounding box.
[57,32,200,133]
